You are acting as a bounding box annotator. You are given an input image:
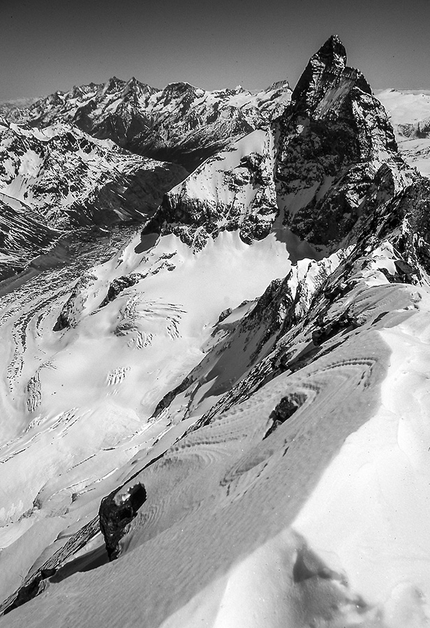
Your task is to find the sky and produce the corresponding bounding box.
[1,0,430,102]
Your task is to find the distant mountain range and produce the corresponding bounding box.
[0,78,291,171]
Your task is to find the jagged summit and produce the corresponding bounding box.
[271,34,412,252]
[267,79,290,91]
[0,75,292,172]
[102,76,127,94]
[291,34,371,113]
[313,34,347,68]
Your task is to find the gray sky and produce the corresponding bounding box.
[1,0,429,101]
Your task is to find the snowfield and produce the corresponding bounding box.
[0,229,291,607]
[3,273,430,627]
[377,89,430,177]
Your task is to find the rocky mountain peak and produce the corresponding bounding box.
[314,34,347,69]
[120,77,158,104]
[162,81,198,96]
[291,34,371,115]
[101,76,127,95]
[267,79,291,92]
[273,36,414,252]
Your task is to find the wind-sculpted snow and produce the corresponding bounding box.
[3,261,430,626]
[5,306,429,627]
[112,334,387,560]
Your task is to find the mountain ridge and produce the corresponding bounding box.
[0,76,292,172]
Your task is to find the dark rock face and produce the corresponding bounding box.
[99,273,145,308]
[377,177,430,276]
[146,36,414,251]
[53,271,98,331]
[0,198,60,279]
[274,35,414,252]
[263,392,307,439]
[99,483,147,560]
[291,35,371,113]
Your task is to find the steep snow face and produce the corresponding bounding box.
[0,196,61,278]
[1,77,292,172]
[0,120,187,231]
[155,128,279,247]
[0,228,290,605]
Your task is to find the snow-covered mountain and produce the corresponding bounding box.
[2,77,292,172]
[377,89,430,138]
[0,74,291,278]
[148,36,416,254]
[377,88,430,177]
[0,119,186,278]
[1,35,430,627]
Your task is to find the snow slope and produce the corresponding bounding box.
[0,228,290,605]
[377,89,430,177]
[0,120,187,230]
[3,275,430,627]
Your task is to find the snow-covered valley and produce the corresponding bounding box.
[1,36,430,627]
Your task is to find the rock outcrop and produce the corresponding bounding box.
[144,128,278,248]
